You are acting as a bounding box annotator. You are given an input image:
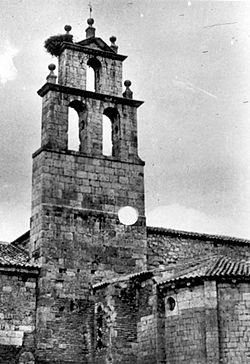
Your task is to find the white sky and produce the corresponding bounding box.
[1,0,250,241]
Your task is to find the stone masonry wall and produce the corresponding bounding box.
[218,282,250,363]
[164,285,207,364]
[94,282,138,364]
[0,269,37,364]
[137,279,158,364]
[147,229,250,270]
[31,30,145,363]
[58,48,123,96]
[40,91,141,162]
[35,291,95,364]
[31,111,146,362]
[94,277,157,364]
[31,149,146,278]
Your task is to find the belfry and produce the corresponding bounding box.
[30,17,146,363]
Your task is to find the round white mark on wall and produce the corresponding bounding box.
[118,206,138,225]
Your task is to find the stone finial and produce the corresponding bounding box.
[110,36,118,53]
[122,80,133,99]
[86,17,96,38]
[64,25,73,43]
[46,64,57,84]
[64,25,72,34]
[87,18,94,26]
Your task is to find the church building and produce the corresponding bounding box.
[1,16,250,364]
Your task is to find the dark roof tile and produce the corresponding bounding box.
[0,243,39,268]
[158,255,250,286]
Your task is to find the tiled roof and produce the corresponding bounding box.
[158,255,250,286]
[0,243,39,269]
[147,226,250,245]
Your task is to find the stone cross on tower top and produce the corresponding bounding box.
[88,1,93,18]
[86,14,95,38]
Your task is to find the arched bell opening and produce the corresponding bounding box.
[103,107,120,158]
[86,58,102,92]
[68,100,87,152]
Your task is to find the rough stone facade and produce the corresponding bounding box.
[93,262,250,364]
[1,18,250,364]
[29,20,146,364]
[163,282,218,364]
[218,282,250,363]
[147,227,250,269]
[58,44,124,95]
[0,264,38,364]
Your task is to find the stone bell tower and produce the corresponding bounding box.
[30,18,146,363]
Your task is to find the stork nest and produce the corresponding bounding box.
[44,34,73,57]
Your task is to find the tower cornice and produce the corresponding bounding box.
[37,82,144,108]
[32,146,145,165]
[60,41,127,61]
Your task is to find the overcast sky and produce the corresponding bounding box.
[1,0,250,241]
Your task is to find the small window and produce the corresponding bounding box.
[167,297,176,311]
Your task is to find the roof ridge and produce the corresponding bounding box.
[147,226,250,244]
[167,254,218,281]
